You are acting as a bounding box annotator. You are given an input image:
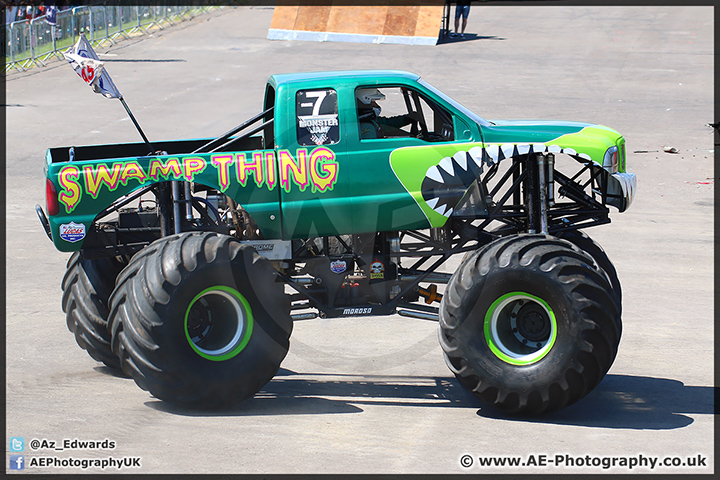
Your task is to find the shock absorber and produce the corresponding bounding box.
[158,183,172,237]
[547,153,555,207]
[171,181,187,234]
[524,154,538,234]
[184,182,193,222]
[537,154,549,234]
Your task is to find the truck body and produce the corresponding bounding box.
[39,70,636,414]
[42,70,634,253]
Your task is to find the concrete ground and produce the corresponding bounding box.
[5,5,714,474]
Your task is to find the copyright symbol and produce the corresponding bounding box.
[460,455,474,468]
[30,439,40,450]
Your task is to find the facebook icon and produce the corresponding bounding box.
[10,455,25,470]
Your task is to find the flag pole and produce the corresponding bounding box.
[64,34,156,155]
[118,96,156,154]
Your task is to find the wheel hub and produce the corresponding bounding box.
[184,286,254,361]
[511,301,551,346]
[484,292,557,365]
[187,297,213,344]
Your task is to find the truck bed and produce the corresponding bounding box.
[47,135,264,163]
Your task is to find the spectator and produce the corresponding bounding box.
[6,7,18,24]
[452,0,471,38]
[46,5,58,26]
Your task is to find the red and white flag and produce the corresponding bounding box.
[64,34,122,99]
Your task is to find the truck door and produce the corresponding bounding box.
[278,87,351,239]
[345,84,474,233]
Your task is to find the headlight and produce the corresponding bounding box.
[603,146,619,173]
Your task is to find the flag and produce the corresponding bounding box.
[64,34,122,99]
[64,53,105,88]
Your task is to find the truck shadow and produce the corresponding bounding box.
[147,371,713,429]
[476,374,716,430]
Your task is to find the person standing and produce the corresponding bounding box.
[453,0,471,38]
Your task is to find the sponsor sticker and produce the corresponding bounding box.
[330,260,347,274]
[59,222,86,243]
[370,259,385,280]
[343,307,373,315]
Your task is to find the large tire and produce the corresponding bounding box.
[558,229,622,306]
[108,232,292,409]
[439,234,621,414]
[61,252,127,369]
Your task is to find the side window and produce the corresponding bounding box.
[415,93,455,142]
[296,89,339,146]
[355,86,454,142]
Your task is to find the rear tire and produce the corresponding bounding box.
[62,253,127,369]
[439,234,621,414]
[109,232,292,409]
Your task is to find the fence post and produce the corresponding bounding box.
[29,19,35,65]
[6,22,25,72]
[28,17,46,68]
[128,5,148,35]
[89,6,94,42]
[147,5,163,30]
[43,20,64,61]
[71,7,76,45]
[104,6,112,44]
[111,5,130,41]
[9,23,15,65]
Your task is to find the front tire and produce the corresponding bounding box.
[558,229,622,306]
[439,234,621,414]
[109,232,292,409]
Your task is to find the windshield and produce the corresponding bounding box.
[418,79,492,127]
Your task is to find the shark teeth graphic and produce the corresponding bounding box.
[453,151,468,170]
[426,165,444,183]
[438,157,455,176]
[420,143,580,218]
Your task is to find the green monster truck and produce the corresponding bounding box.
[37,70,636,414]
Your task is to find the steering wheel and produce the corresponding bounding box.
[425,132,446,142]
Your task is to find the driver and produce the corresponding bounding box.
[357,88,419,139]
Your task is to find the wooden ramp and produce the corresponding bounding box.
[268,1,445,46]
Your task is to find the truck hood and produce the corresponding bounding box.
[482,119,623,151]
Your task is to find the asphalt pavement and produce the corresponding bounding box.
[5,5,714,474]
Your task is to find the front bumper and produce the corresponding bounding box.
[606,172,637,213]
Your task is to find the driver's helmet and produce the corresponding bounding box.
[356,88,385,117]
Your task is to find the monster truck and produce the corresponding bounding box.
[37,70,635,414]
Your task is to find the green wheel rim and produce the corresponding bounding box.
[184,286,254,361]
[484,292,557,365]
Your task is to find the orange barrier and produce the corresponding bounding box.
[268,1,445,46]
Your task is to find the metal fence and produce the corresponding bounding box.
[6,5,219,72]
